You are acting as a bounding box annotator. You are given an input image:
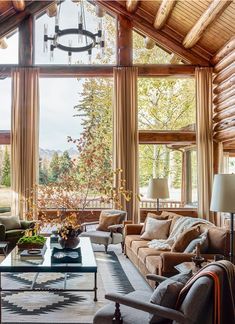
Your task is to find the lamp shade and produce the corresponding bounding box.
[147,178,169,199]
[210,174,235,213]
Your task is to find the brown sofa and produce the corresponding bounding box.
[124,217,230,287]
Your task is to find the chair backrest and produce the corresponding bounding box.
[176,276,213,324]
[107,210,127,223]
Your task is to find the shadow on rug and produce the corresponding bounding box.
[2,251,134,324]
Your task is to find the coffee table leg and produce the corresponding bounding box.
[94,272,97,302]
[0,272,2,324]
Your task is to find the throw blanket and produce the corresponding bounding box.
[148,216,213,249]
[177,260,235,324]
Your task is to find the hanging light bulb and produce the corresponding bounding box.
[43,24,48,52]
[88,49,92,64]
[68,40,72,64]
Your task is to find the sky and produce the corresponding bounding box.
[0,0,115,151]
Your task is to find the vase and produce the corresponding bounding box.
[59,235,80,249]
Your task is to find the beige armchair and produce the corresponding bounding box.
[80,210,127,253]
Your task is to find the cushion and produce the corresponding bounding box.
[141,218,172,240]
[96,211,121,231]
[171,226,200,252]
[140,212,171,234]
[149,278,184,323]
[184,230,209,254]
[0,215,21,230]
[160,211,183,233]
[170,271,192,285]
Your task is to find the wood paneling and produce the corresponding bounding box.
[0,131,10,145]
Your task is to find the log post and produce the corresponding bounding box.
[117,15,132,66]
[18,15,34,66]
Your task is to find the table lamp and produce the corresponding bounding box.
[147,178,169,211]
[210,174,235,263]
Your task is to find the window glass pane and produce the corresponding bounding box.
[39,77,113,209]
[138,78,196,130]
[139,144,198,208]
[228,156,235,173]
[0,145,11,213]
[35,1,116,65]
[0,78,11,130]
[139,144,183,208]
[133,31,172,64]
[0,30,18,64]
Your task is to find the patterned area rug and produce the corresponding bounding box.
[2,251,134,324]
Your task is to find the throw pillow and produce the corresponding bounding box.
[170,271,192,285]
[96,212,121,231]
[171,226,200,252]
[149,279,184,323]
[140,212,171,235]
[0,215,21,230]
[160,211,182,233]
[140,218,172,240]
[184,229,209,254]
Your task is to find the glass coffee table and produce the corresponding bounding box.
[0,237,97,321]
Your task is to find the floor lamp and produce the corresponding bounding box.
[210,174,235,263]
[147,178,169,211]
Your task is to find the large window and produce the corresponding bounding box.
[35,1,116,65]
[0,79,11,212]
[39,77,113,208]
[138,77,197,208]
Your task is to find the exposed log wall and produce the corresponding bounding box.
[213,37,235,143]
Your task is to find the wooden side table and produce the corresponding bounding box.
[175,261,211,274]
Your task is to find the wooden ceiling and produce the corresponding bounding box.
[0,0,234,66]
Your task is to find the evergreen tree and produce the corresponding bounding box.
[49,152,61,183]
[39,157,49,185]
[1,147,10,187]
[60,151,72,175]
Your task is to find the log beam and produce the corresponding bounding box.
[0,1,52,39]
[126,0,139,13]
[0,64,196,77]
[213,106,235,123]
[214,97,235,113]
[214,119,235,132]
[170,54,181,64]
[117,15,132,66]
[96,0,210,66]
[154,0,176,30]
[12,0,25,12]
[183,0,232,49]
[213,74,235,94]
[213,65,235,84]
[139,131,196,144]
[47,2,58,18]
[211,36,235,65]
[214,50,235,73]
[213,87,235,105]
[214,128,235,142]
[18,16,33,66]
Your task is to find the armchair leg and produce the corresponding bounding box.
[112,302,123,324]
[121,242,124,254]
[104,245,108,253]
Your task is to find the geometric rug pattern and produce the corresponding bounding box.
[2,251,135,324]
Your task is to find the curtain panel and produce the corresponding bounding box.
[11,68,39,219]
[196,67,214,223]
[113,67,139,223]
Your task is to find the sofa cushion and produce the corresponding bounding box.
[138,248,166,264]
[96,212,121,231]
[132,240,149,255]
[140,212,171,234]
[171,226,200,252]
[170,271,192,285]
[161,211,182,233]
[149,278,184,323]
[145,255,161,274]
[6,229,24,238]
[0,215,21,230]
[184,229,209,253]
[207,227,229,255]
[141,218,172,240]
[125,235,143,248]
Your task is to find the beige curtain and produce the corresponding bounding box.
[11,68,39,219]
[113,67,139,223]
[196,67,214,223]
